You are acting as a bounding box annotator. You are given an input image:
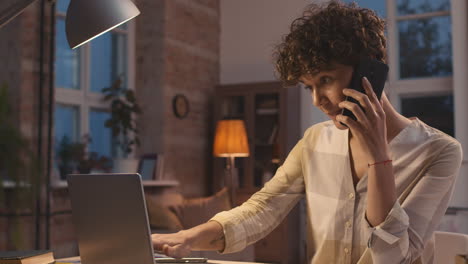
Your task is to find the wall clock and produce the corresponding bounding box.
[172,94,189,119]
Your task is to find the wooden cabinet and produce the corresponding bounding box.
[213,81,300,193]
[213,81,302,264]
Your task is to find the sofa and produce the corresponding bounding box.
[145,187,255,261]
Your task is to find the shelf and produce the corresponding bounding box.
[142,180,179,187]
[51,181,68,189]
[1,181,31,188]
[256,108,279,115]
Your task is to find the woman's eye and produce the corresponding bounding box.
[299,83,312,90]
[321,76,332,85]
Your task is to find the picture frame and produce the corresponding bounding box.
[137,154,164,181]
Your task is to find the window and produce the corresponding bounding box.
[396,0,452,79]
[393,0,453,134]
[54,0,135,180]
[344,0,386,18]
[347,0,453,135]
[401,95,454,136]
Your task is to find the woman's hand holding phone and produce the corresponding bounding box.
[337,58,391,162]
[337,76,391,163]
[341,58,388,121]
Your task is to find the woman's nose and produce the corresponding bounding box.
[312,89,324,107]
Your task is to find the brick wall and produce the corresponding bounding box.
[49,188,78,257]
[134,0,166,157]
[136,0,220,197]
[0,16,21,128]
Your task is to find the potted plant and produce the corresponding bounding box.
[101,76,142,172]
[55,135,112,179]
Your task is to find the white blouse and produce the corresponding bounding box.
[211,118,462,264]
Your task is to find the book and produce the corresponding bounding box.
[456,255,468,264]
[0,250,54,264]
[267,123,278,145]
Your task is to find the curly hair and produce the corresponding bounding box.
[274,1,386,86]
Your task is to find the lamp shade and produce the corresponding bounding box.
[213,119,250,157]
[66,0,140,49]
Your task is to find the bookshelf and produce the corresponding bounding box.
[213,81,300,195]
[213,81,301,264]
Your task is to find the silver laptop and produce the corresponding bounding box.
[68,173,155,264]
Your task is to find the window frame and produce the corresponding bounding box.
[53,6,136,183]
[385,0,453,109]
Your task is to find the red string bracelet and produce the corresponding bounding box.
[368,159,392,168]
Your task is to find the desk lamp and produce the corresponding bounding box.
[0,0,140,49]
[213,119,250,205]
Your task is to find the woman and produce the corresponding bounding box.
[152,1,462,263]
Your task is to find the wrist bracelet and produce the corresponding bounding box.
[367,159,392,168]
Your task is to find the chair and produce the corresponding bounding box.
[434,231,468,263]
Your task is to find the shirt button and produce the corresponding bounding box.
[345,220,352,228]
[348,192,355,199]
[344,248,350,254]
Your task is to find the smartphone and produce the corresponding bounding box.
[341,57,389,122]
[155,257,208,263]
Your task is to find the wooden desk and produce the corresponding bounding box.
[56,256,270,264]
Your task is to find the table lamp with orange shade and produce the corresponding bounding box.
[213,119,250,205]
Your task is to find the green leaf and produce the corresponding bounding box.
[125,90,136,101]
[102,94,114,102]
[98,76,143,156]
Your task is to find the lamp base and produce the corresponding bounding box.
[224,166,239,206]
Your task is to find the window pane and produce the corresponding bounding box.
[55,104,79,143]
[90,32,128,93]
[343,0,386,17]
[56,0,71,14]
[397,0,449,16]
[89,109,113,159]
[54,104,80,180]
[55,18,80,89]
[401,95,453,136]
[54,104,80,149]
[398,16,452,79]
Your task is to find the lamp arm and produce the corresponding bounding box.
[0,0,38,28]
